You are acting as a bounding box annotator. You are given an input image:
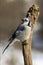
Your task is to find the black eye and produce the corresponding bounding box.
[22,19,27,22]
[25,19,27,21]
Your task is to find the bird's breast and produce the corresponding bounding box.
[24,26,31,37]
[17,26,31,42]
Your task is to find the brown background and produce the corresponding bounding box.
[0,0,43,46]
[0,0,41,39]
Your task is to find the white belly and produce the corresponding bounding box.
[17,26,31,42]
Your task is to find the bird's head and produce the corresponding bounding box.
[22,17,31,27]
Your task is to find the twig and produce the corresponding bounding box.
[22,4,40,65]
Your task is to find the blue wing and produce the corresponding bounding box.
[9,22,25,41]
[2,22,25,54]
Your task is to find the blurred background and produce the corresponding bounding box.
[0,0,43,65]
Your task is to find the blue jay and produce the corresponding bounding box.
[2,17,31,54]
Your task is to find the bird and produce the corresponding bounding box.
[2,17,32,54]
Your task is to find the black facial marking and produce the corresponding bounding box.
[25,19,28,21]
[28,21,31,27]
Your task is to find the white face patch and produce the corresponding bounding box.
[22,17,31,27]
[24,17,31,21]
[24,17,30,22]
